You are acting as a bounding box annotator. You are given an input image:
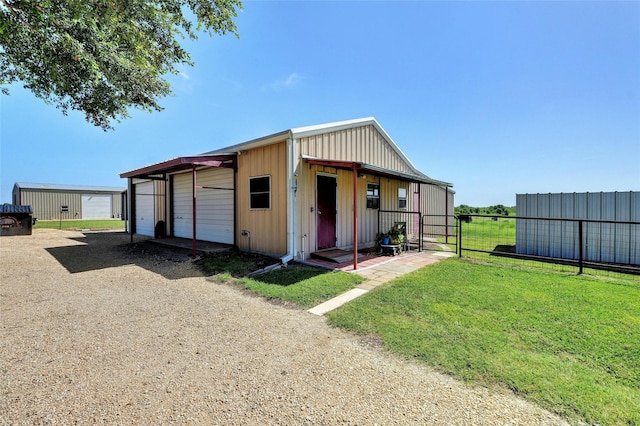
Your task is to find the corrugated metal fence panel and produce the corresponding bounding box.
[560,193,575,259]
[615,192,630,264]
[549,193,563,258]
[536,193,550,256]
[516,191,639,265]
[586,192,602,262]
[632,192,640,265]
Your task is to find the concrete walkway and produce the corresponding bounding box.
[308,250,456,316]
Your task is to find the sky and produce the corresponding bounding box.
[1,1,639,207]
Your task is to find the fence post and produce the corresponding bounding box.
[458,217,462,257]
[578,220,584,275]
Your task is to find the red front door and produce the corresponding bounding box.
[317,175,337,250]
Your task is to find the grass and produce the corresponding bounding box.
[326,258,640,425]
[458,215,517,252]
[34,219,126,230]
[240,267,364,308]
[198,252,364,308]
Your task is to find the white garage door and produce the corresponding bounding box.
[135,181,155,237]
[81,194,112,219]
[173,168,234,244]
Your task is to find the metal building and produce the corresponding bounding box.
[121,117,454,266]
[12,182,125,221]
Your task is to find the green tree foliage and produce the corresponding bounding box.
[455,204,514,216]
[0,0,242,130]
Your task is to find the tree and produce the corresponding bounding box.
[0,0,242,130]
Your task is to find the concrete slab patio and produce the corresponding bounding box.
[308,250,456,316]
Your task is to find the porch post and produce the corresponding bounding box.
[192,164,197,258]
[353,164,358,270]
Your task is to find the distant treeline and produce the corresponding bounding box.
[454,204,515,216]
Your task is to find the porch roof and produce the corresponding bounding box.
[302,156,452,187]
[119,155,237,179]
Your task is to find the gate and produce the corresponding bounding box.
[421,213,457,253]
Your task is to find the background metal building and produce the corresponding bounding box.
[12,182,125,221]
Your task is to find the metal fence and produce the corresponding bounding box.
[455,214,640,277]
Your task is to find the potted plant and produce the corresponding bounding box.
[387,225,406,253]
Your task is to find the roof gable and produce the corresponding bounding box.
[203,117,421,174]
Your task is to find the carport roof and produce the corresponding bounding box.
[119,155,237,179]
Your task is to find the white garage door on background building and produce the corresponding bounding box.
[134,181,155,237]
[172,168,234,244]
[81,194,112,219]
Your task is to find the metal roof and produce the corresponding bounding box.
[302,156,452,187]
[119,155,237,179]
[201,117,449,182]
[14,182,125,193]
[1,205,33,214]
[124,117,452,188]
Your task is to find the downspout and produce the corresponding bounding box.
[282,136,296,264]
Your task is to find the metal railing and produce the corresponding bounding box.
[455,214,640,277]
[422,214,457,253]
[378,210,423,251]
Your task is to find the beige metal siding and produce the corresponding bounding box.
[236,141,288,257]
[296,164,413,254]
[421,184,454,238]
[297,124,414,173]
[17,189,123,220]
[20,190,82,220]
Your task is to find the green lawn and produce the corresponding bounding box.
[458,215,516,252]
[199,253,364,308]
[34,219,126,230]
[327,258,640,425]
[240,267,364,308]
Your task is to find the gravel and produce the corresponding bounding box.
[0,229,569,425]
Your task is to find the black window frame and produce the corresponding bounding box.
[366,183,380,209]
[249,175,271,210]
[398,187,408,209]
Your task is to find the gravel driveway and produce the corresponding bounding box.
[0,230,568,425]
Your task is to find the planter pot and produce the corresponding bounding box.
[382,237,390,245]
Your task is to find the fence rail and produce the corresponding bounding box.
[454,214,640,277]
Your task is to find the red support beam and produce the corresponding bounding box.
[353,164,358,270]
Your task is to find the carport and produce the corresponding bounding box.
[120,155,237,257]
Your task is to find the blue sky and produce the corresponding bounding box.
[1,1,639,206]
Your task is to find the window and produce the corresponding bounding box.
[249,176,271,209]
[367,183,380,209]
[398,187,407,209]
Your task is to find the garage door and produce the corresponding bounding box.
[173,168,234,244]
[135,181,155,237]
[81,194,112,219]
